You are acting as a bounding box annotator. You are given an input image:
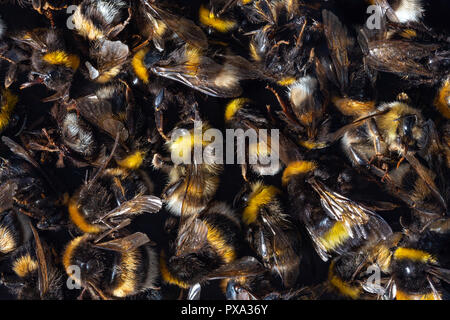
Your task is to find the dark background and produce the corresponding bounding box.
[0,0,448,300]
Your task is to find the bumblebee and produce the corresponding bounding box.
[0,182,31,256]
[282,160,393,261]
[0,88,20,135]
[72,0,130,41]
[160,202,264,294]
[359,9,449,86]
[323,253,377,300]
[131,43,258,98]
[0,137,65,230]
[133,0,207,51]
[83,38,129,84]
[434,76,450,119]
[339,101,447,216]
[0,225,64,300]
[225,97,303,177]
[341,102,431,165]
[68,167,161,234]
[367,220,450,300]
[198,2,238,35]
[369,0,424,24]
[63,232,158,299]
[58,108,98,160]
[71,81,151,166]
[14,28,80,101]
[234,181,301,288]
[153,116,223,217]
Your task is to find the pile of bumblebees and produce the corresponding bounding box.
[0,0,448,300]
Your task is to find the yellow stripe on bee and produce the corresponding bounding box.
[199,5,236,33]
[0,89,19,132]
[396,290,441,300]
[241,0,253,4]
[282,161,317,185]
[328,261,360,299]
[299,140,328,150]
[434,79,450,119]
[0,226,16,254]
[13,254,38,278]
[332,97,375,117]
[205,222,236,263]
[159,251,190,289]
[277,77,296,87]
[74,12,104,41]
[117,151,145,170]
[154,20,167,37]
[185,45,202,76]
[68,197,102,234]
[249,42,261,62]
[400,29,417,39]
[393,247,437,264]
[62,235,86,287]
[132,48,150,84]
[319,221,350,252]
[225,98,250,122]
[42,51,80,70]
[169,132,207,158]
[243,183,280,225]
[96,66,122,83]
[112,250,139,297]
[248,140,271,157]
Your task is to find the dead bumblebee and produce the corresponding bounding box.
[160,202,264,297]
[153,113,223,217]
[63,231,159,299]
[0,225,64,300]
[338,101,447,216]
[0,182,31,256]
[68,166,161,234]
[282,159,393,261]
[0,137,65,230]
[0,87,23,136]
[131,43,257,98]
[72,0,131,41]
[234,181,301,288]
[13,28,80,101]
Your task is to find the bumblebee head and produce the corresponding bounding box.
[395,113,430,151]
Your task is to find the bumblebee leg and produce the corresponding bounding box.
[43,10,55,29]
[381,163,391,183]
[106,7,132,39]
[152,153,172,173]
[266,85,301,127]
[119,80,136,138]
[154,89,170,141]
[241,164,248,182]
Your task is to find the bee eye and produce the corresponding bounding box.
[48,71,58,79]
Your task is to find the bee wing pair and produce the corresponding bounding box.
[95,195,163,223]
[322,10,353,95]
[28,223,49,299]
[141,0,208,49]
[307,178,392,260]
[12,28,49,51]
[77,96,129,143]
[152,52,255,98]
[86,39,129,82]
[257,207,300,287]
[94,232,151,253]
[0,181,18,212]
